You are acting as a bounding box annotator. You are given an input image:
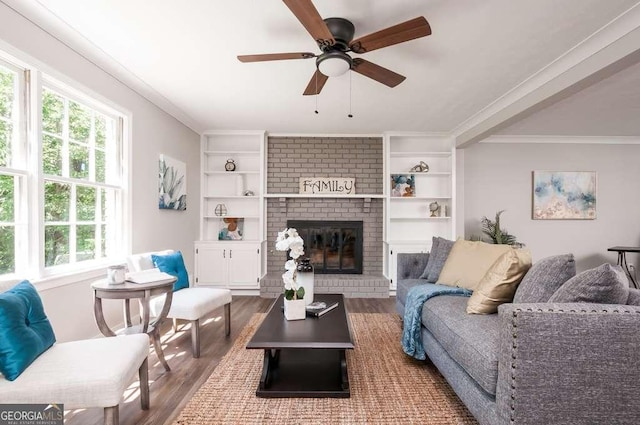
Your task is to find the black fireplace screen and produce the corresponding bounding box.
[287,220,363,274]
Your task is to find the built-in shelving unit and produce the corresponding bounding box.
[195,131,266,290]
[384,132,456,289]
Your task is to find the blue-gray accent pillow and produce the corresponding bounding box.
[627,288,640,306]
[152,251,189,291]
[427,238,455,282]
[513,254,576,303]
[419,237,441,281]
[0,280,56,381]
[548,263,630,305]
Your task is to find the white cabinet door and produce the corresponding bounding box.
[388,243,430,289]
[195,244,228,287]
[195,242,260,289]
[228,245,259,288]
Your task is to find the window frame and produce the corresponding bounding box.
[0,47,132,287]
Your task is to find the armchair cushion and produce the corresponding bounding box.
[0,281,56,381]
[151,251,189,291]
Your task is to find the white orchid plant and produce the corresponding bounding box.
[275,228,306,300]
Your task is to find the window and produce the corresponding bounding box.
[0,53,128,282]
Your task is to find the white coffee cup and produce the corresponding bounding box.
[107,265,126,284]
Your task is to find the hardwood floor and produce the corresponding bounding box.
[64,295,397,425]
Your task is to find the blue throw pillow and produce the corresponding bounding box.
[0,280,56,381]
[151,251,189,291]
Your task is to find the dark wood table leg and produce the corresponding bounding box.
[259,349,279,390]
[339,349,349,391]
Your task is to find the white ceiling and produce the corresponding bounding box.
[14,0,640,135]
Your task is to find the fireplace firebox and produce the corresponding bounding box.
[287,220,363,274]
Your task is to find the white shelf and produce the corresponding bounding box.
[389,196,451,200]
[391,216,451,220]
[389,171,451,176]
[203,150,260,155]
[203,171,260,175]
[390,151,451,157]
[204,215,260,219]
[264,193,384,198]
[204,195,259,199]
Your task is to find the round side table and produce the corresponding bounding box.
[92,277,176,372]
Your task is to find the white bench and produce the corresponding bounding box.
[0,281,150,425]
[127,250,232,358]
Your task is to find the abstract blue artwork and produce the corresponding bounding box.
[532,171,596,219]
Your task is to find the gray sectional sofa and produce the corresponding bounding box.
[396,252,640,425]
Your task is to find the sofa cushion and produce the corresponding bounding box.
[421,295,501,396]
[436,240,512,291]
[627,288,640,306]
[396,279,426,307]
[152,251,189,291]
[513,254,575,303]
[0,281,56,381]
[467,249,532,314]
[548,264,629,304]
[426,238,455,283]
[150,287,232,320]
[419,237,441,281]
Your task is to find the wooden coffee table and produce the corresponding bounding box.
[246,293,354,398]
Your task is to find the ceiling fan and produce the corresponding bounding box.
[237,0,432,95]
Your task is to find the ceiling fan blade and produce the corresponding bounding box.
[283,0,335,48]
[350,16,431,54]
[238,52,316,63]
[303,69,329,95]
[352,58,405,88]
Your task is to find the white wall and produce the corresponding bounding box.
[462,140,640,273]
[0,3,200,342]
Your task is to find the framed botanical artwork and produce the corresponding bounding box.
[390,174,415,197]
[218,217,244,240]
[532,171,596,220]
[159,154,187,210]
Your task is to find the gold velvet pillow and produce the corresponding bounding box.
[436,240,512,291]
[467,249,532,314]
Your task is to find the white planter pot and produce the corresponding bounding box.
[284,298,306,321]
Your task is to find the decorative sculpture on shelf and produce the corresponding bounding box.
[214,203,227,217]
[429,201,440,217]
[410,161,429,173]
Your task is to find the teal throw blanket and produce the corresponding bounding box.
[402,283,472,360]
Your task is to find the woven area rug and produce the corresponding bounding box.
[173,313,477,424]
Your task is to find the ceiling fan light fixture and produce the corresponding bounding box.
[316,51,352,77]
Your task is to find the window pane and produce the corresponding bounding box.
[0,174,14,222]
[44,225,69,266]
[0,116,12,168]
[77,224,96,260]
[69,142,89,179]
[44,181,70,221]
[76,185,96,221]
[69,101,91,143]
[0,67,15,120]
[42,89,64,136]
[101,224,106,258]
[95,115,106,148]
[96,149,105,182]
[42,134,63,175]
[0,226,15,274]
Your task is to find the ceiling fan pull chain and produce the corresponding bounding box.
[348,70,353,118]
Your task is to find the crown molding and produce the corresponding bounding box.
[480,135,640,145]
[1,0,204,134]
[452,3,640,148]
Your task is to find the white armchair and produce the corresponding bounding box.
[0,281,150,425]
[127,250,232,358]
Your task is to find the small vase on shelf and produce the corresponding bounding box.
[283,298,306,320]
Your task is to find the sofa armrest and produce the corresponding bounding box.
[496,303,640,424]
[397,253,430,281]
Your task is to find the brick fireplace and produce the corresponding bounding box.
[260,136,389,298]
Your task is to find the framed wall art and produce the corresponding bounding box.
[159,154,187,210]
[532,171,596,220]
